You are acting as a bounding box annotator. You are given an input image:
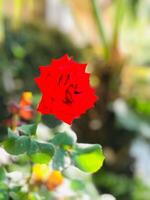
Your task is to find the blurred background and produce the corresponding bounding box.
[0,0,150,199]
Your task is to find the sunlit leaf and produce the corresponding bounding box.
[72,143,105,173]
[28,141,55,164]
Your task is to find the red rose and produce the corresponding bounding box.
[35,54,98,124]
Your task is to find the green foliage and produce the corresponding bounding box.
[132,179,150,200]
[0,122,105,200]
[94,170,133,199]
[0,183,9,200]
[51,131,76,170]
[52,148,66,170]
[1,124,105,173]
[0,21,82,94]
[51,132,77,147]
[29,141,55,164]
[125,0,140,18]
[72,144,105,173]
[4,135,30,155]
[51,132,105,172]
[4,129,30,155]
[0,169,8,200]
[18,124,37,136]
[94,170,150,200]
[0,168,6,181]
[3,126,55,164]
[128,97,150,118]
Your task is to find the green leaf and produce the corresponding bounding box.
[27,140,39,155]
[4,128,55,163]
[18,124,37,136]
[51,132,77,147]
[0,168,6,181]
[72,144,105,173]
[0,182,9,200]
[28,141,55,164]
[52,148,67,170]
[30,153,51,164]
[4,135,30,155]
[7,128,17,138]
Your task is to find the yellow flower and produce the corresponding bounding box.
[32,164,50,183]
[22,92,32,104]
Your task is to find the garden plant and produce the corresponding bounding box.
[0,54,105,200]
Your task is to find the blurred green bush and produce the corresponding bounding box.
[0,21,82,96]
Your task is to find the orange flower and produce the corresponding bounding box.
[45,170,64,191]
[19,92,33,120]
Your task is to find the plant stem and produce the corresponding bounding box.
[35,112,42,125]
[91,0,109,60]
[112,0,124,50]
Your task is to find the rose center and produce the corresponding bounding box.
[63,84,81,105]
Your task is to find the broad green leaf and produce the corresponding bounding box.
[51,132,77,147]
[52,148,67,170]
[18,124,37,136]
[27,140,39,155]
[72,144,105,173]
[4,136,30,155]
[30,153,51,164]
[28,141,55,164]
